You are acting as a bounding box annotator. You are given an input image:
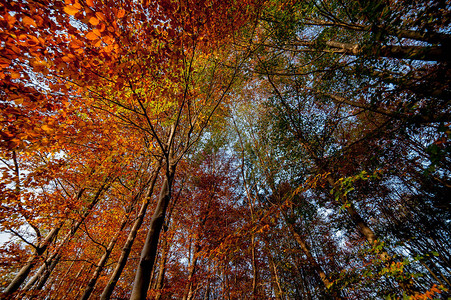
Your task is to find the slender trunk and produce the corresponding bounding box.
[267,252,282,300]
[129,163,176,300]
[65,265,86,299]
[289,40,449,61]
[34,253,60,290]
[23,184,108,292]
[100,163,161,300]
[183,242,200,300]
[326,175,421,295]
[250,234,258,298]
[79,200,136,300]
[183,197,212,300]
[154,237,169,300]
[324,176,380,248]
[1,224,62,298]
[73,264,93,300]
[49,250,81,298]
[203,281,210,300]
[24,189,85,291]
[285,220,342,299]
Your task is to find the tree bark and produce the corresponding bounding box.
[129,162,176,300]
[1,224,62,298]
[79,193,138,300]
[100,163,161,300]
[286,40,449,62]
[22,183,108,292]
[284,218,342,299]
[154,236,170,300]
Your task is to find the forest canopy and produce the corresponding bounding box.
[1,0,450,299]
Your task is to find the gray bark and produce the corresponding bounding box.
[129,163,175,300]
[100,163,161,300]
[1,225,62,298]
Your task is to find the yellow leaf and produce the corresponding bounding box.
[41,125,52,132]
[63,5,79,15]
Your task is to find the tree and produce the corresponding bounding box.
[1,0,449,299]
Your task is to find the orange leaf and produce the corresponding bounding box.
[117,9,125,18]
[99,22,106,32]
[86,31,98,40]
[93,28,101,36]
[41,125,52,132]
[22,16,37,27]
[63,5,79,15]
[6,14,16,26]
[86,0,94,6]
[94,39,102,47]
[95,12,106,21]
[10,71,21,79]
[89,17,99,25]
[103,35,114,45]
[13,97,24,104]
[26,35,40,46]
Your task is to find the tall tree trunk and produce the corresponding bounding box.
[22,183,109,292]
[154,236,170,300]
[1,224,62,299]
[284,217,342,299]
[33,253,61,291]
[289,40,449,62]
[183,241,200,300]
[325,175,421,295]
[100,163,161,300]
[79,192,138,300]
[154,183,181,300]
[129,162,176,300]
[65,265,87,299]
[267,251,283,300]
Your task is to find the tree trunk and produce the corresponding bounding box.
[288,40,449,62]
[183,242,200,300]
[22,183,108,292]
[33,253,61,290]
[1,224,62,299]
[154,236,169,300]
[129,163,176,300]
[100,163,161,300]
[79,194,137,300]
[285,219,342,299]
[267,251,283,300]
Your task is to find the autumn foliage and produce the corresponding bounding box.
[1,0,450,299]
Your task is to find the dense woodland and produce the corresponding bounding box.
[1,0,450,299]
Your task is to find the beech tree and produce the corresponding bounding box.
[1,0,449,299]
